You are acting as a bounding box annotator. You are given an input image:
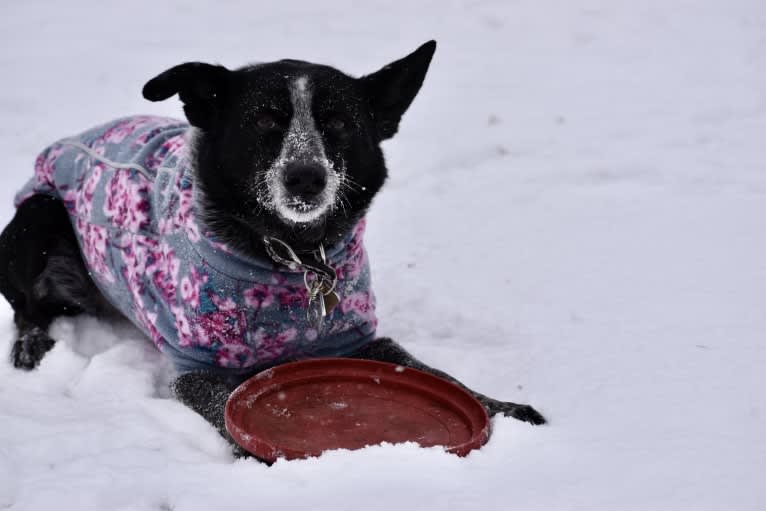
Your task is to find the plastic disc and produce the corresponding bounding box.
[225,357,491,462]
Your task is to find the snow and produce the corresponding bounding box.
[1,0,765,509]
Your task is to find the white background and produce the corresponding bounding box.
[1,1,765,509]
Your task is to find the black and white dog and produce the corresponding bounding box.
[0,41,544,449]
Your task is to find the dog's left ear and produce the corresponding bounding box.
[361,40,437,140]
[142,62,230,129]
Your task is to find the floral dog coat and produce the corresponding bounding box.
[15,116,377,374]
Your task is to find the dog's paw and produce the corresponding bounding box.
[171,371,234,435]
[171,371,230,409]
[11,328,55,370]
[484,399,547,425]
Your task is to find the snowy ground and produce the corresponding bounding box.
[1,1,765,509]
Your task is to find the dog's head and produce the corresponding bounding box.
[143,41,436,254]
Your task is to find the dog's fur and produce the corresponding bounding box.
[0,41,545,455]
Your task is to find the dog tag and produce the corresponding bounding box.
[317,278,339,315]
[323,290,340,314]
[307,293,326,327]
[306,279,327,328]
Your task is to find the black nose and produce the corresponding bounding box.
[282,163,327,197]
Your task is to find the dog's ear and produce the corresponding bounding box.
[142,62,230,129]
[361,40,437,140]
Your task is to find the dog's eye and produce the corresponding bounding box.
[326,117,346,131]
[256,115,278,130]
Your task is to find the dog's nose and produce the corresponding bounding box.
[282,163,327,197]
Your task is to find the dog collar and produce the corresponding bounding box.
[263,236,340,329]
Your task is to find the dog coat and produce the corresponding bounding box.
[15,116,377,374]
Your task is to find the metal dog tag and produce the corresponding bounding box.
[307,296,326,326]
[323,289,340,314]
[306,278,328,328]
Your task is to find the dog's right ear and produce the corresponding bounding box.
[142,62,230,129]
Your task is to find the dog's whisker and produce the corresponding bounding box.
[339,174,363,193]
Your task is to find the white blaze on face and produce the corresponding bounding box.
[263,75,341,224]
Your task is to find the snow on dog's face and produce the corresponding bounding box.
[142,41,436,254]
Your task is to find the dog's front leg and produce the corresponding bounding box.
[347,338,546,425]
[171,371,250,457]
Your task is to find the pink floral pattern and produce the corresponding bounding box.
[101,116,158,145]
[340,291,376,322]
[103,170,151,232]
[243,284,274,309]
[76,218,115,283]
[180,267,207,309]
[158,172,200,242]
[147,241,180,302]
[193,308,248,348]
[76,164,102,220]
[34,145,66,189]
[145,135,186,171]
[253,327,297,360]
[215,344,256,368]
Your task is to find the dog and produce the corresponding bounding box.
[0,41,545,450]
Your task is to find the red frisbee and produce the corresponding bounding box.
[225,358,490,462]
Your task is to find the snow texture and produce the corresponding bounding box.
[1,1,765,510]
